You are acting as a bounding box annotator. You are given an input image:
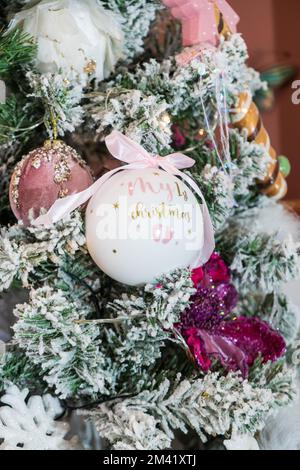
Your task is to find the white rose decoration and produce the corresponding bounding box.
[7,0,124,81]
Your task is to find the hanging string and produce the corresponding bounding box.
[198,60,235,208]
[215,72,232,174]
[49,107,58,142]
[199,74,227,174]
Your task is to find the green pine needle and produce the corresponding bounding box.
[0,28,37,77]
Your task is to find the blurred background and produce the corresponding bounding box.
[231,0,300,203]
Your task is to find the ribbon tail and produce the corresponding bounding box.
[32,167,123,227]
[216,0,240,33]
[164,152,195,170]
[182,3,217,47]
[174,171,215,267]
[105,130,150,164]
[194,201,215,266]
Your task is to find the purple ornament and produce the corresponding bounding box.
[181,280,238,330]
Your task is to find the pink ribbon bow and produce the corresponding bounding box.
[163,0,239,47]
[33,130,215,267]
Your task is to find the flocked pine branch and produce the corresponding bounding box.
[27,72,84,139]
[12,286,118,400]
[84,88,172,154]
[0,0,299,453]
[217,216,300,293]
[0,347,46,395]
[1,267,195,401]
[84,363,296,450]
[0,95,42,147]
[99,0,161,59]
[0,211,87,292]
[194,165,234,230]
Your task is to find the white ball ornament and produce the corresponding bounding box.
[32,131,214,285]
[86,168,204,286]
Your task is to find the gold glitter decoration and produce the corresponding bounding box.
[10,160,24,207]
[31,157,41,169]
[58,189,69,198]
[84,59,97,74]
[43,139,63,150]
[54,156,71,184]
[202,392,211,399]
[113,202,120,210]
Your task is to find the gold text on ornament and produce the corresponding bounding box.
[128,177,189,203]
[130,202,191,223]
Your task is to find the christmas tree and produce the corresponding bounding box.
[0,0,299,451]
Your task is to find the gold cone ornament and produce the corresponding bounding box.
[231,91,288,200]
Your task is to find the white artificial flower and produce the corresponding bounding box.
[224,433,260,451]
[7,0,124,82]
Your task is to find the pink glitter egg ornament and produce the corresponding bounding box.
[9,140,94,225]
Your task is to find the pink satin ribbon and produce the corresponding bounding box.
[33,130,215,267]
[163,0,239,47]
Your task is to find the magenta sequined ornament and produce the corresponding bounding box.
[172,124,187,148]
[179,252,286,376]
[181,283,238,330]
[185,253,238,328]
[180,317,286,378]
[204,252,231,284]
[191,266,204,287]
[191,252,231,287]
[217,316,286,366]
[9,141,94,225]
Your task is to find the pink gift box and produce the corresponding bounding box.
[162,0,239,47]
